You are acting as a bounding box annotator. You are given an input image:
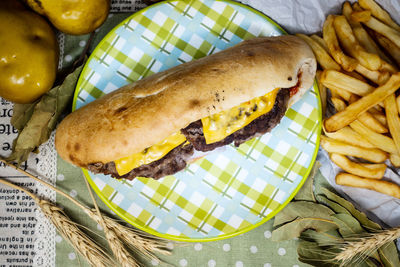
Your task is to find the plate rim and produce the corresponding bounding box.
[74,0,322,242]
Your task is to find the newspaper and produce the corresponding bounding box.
[0,99,38,266]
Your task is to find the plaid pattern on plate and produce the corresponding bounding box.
[75,0,321,241]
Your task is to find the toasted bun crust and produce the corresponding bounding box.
[56,35,316,167]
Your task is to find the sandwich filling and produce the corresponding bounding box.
[201,88,279,144]
[88,87,290,180]
[115,88,279,176]
[182,88,290,152]
[114,131,187,176]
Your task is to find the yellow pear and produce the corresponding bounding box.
[26,0,110,35]
[0,1,58,104]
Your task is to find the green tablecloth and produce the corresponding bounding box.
[55,12,306,267]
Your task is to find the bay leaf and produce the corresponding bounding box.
[321,188,381,231]
[300,229,342,246]
[297,240,341,267]
[272,217,337,241]
[298,233,378,267]
[6,65,84,164]
[320,186,399,266]
[377,241,400,267]
[313,169,336,196]
[294,161,320,202]
[11,101,38,131]
[331,213,364,237]
[319,193,400,266]
[272,203,338,241]
[317,195,350,215]
[273,201,335,228]
[331,213,384,265]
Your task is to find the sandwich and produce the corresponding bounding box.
[55,35,317,180]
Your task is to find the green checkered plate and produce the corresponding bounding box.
[74,0,321,241]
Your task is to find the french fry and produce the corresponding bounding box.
[310,34,329,51]
[331,97,347,112]
[350,120,395,154]
[320,135,388,163]
[336,173,400,199]
[372,112,387,127]
[348,95,388,134]
[384,94,400,155]
[296,34,341,71]
[351,10,372,23]
[329,88,343,100]
[323,15,358,72]
[390,153,400,167]
[324,126,375,149]
[329,87,352,102]
[362,16,400,48]
[330,153,386,179]
[357,112,388,133]
[374,33,400,67]
[359,0,400,32]
[354,64,390,85]
[355,63,390,85]
[321,70,375,96]
[343,1,396,68]
[341,70,367,82]
[320,0,400,198]
[379,61,398,74]
[334,15,381,71]
[397,95,400,114]
[368,104,384,114]
[316,71,327,118]
[346,72,368,82]
[324,73,400,132]
[352,2,363,12]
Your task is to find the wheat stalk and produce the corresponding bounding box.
[97,218,139,267]
[0,178,113,267]
[334,228,400,266]
[101,213,171,260]
[0,158,171,264]
[83,173,140,267]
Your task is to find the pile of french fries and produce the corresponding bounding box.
[296,0,400,199]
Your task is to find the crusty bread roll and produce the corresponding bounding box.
[56,35,316,168]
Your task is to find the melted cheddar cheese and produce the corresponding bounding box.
[201,88,279,144]
[114,131,186,175]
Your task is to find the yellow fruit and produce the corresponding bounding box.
[26,0,110,35]
[0,1,58,104]
[24,0,45,15]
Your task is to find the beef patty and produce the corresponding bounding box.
[88,88,290,180]
[181,88,290,151]
[88,143,194,180]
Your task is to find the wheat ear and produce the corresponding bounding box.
[334,227,400,266]
[83,173,140,267]
[1,159,171,262]
[101,213,171,260]
[0,178,113,267]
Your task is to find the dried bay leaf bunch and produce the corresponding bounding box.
[271,163,400,267]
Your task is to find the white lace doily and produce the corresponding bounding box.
[33,133,57,267]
